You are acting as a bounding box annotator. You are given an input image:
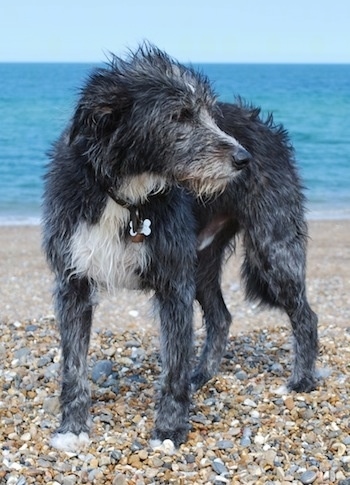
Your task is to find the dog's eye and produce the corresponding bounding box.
[173,108,193,123]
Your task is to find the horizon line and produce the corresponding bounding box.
[1,60,350,65]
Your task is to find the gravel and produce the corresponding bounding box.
[0,316,349,484]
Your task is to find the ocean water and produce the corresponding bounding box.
[0,62,349,224]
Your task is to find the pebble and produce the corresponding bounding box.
[216,439,234,450]
[0,317,349,484]
[235,370,248,380]
[91,359,113,383]
[61,477,77,485]
[110,449,122,463]
[243,398,257,407]
[240,436,251,446]
[300,470,317,484]
[113,475,127,485]
[211,458,228,475]
[284,396,295,410]
[43,396,60,414]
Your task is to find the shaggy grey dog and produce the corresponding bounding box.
[42,44,318,451]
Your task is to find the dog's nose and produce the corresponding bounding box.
[232,146,252,170]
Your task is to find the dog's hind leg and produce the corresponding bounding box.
[152,285,195,447]
[50,276,95,451]
[191,239,233,390]
[242,223,318,393]
[285,295,318,392]
[192,288,232,390]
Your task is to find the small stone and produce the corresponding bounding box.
[131,414,143,424]
[91,360,113,383]
[192,414,207,424]
[151,456,164,467]
[243,398,257,407]
[211,459,228,475]
[162,439,176,455]
[20,432,31,441]
[261,449,277,466]
[110,450,122,463]
[89,457,99,468]
[300,408,314,420]
[275,467,285,480]
[128,454,141,467]
[99,456,111,466]
[216,439,234,450]
[0,344,6,360]
[240,437,251,446]
[15,478,26,485]
[125,340,141,348]
[38,355,51,367]
[44,363,60,379]
[43,396,60,414]
[14,347,30,362]
[185,454,196,464]
[37,459,52,468]
[62,476,77,485]
[235,370,248,380]
[138,449,148,460]
[332,441,347,456]
[151,439,176,455]
[284,396,295,410]
[343,436,350,445]
[130,440,143,451]
[300,470,317,484]
[270,362,284,375]
[254,434,266,445]
[113,474,127,485]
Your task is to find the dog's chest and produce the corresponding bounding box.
[69,198,149,292]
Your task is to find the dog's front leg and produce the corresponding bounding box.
[50,276,94,451]
[152,288,195,447]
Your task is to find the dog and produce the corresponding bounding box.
[42,44,318,451]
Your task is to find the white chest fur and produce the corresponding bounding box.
[69,197,149,293]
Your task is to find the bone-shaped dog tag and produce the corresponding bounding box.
[141,219,151,236]
[129,218,152,242]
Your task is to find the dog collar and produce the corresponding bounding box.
[106,186,152,243]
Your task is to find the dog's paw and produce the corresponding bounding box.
[152,427,188,448]
[149,438,176,455]
[287,376,317,393]
[51,431,90,452]
[191,369,211,391]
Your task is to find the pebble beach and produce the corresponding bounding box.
[0,220,349,484]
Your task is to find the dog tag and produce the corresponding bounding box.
[129,218,152,243]
[141,219,151,236]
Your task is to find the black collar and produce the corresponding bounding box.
[105,186,142,236]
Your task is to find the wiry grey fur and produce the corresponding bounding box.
[42,44,318,450]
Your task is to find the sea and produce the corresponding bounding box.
[0,62,349,224]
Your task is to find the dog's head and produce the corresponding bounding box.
[68,43,251,198]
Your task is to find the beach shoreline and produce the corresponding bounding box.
[0,220,349,333]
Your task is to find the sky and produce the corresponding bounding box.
[1,0,349,64]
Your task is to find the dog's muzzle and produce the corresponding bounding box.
[232,146,252,170]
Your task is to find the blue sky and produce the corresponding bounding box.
[1,0,349,63]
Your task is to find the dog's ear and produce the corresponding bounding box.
[69,76,131,144]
